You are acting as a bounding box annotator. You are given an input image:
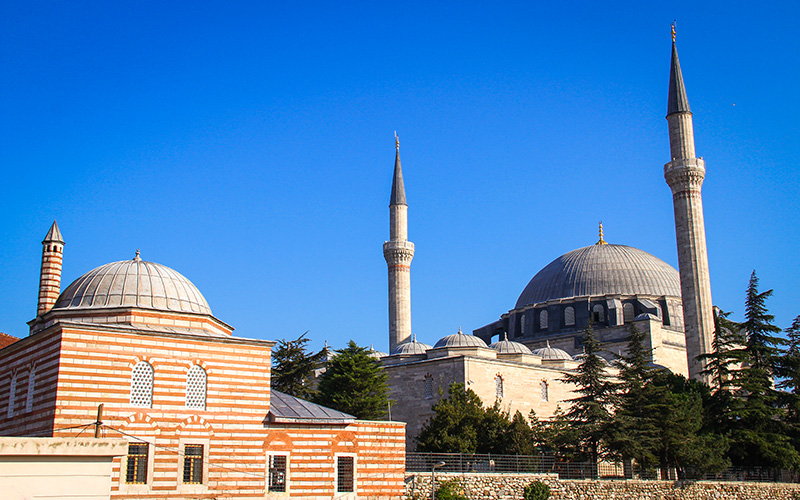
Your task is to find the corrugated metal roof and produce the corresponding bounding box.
[269,390,355,424]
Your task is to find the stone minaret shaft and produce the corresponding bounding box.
[37,221,65,316]
[383,139,415,353]
[664,39,714,383]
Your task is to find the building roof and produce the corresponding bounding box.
[434,327,488,349]
[532,342,573,361]
[268,390,355,424]
[0,332,19,349]
[489,333,532,354]
[389,146,407,206]
[43,220,64,244]
[668,41,691,115]
[515,244,681,308]
[368,345,389,358]
[53,253,212,315]
[390,334,432,355]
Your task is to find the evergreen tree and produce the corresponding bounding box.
[699,308,746,393]
[415,382,489,453]
[313,340,390,420]
[777,316,800,454]
[505,411,538,456]
[271,332,324,399]
[561,323,614,471]
[530,408,580,460]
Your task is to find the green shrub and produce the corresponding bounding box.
[523,481,550,500]
[435,478,468,500]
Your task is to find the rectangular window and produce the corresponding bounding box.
[183,445,204,484]
[268,455,287,492]
[126,443,149,484]
[337,456,354,493]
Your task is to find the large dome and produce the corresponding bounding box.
[53,255,212,315]
[515,244,681,308]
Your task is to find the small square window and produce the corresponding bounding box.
[126,443,149,484]
[183,445,204,484]
[268,455,287,492]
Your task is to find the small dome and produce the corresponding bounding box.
[53,254,211,315]
[434,328,488,349]
[391,336,432,355]
[532,341,573,360]
[490,333,532,354]
[368,345,389,359]
[516,244,681,308]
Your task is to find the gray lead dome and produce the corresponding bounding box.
[53,258,212,315]
[515,244,681,308]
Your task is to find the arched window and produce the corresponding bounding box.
[424,374,433,400]
[540,310,549,330]
[130,362,154,407]
[564,306,575,326]
[26,365,36,412]
[592,304,605,323]
[7,371,17,418]
[541,380,549,402]
[185,365,207,409]
[495,375,504,399]
[623,303,635,323]
[519,315,526,335]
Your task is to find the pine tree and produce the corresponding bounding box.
[699,308,746,393]
[415,382,488,453]
[312,340,390,420]
[561,323,614,472]
[271,332,324,399]
[777,316,800,454]
[504,411,538,456]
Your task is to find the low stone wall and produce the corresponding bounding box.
[405,472,800,500]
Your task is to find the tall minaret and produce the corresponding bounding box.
[37,221,65,316]
[383,134,415,353]
[663,27,714,383]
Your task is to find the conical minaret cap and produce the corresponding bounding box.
[389,140,407,206]
[42,220,64,244]
[667,41,691,115]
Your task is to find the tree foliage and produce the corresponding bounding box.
[271,332,324,399]
[312,340,390,420]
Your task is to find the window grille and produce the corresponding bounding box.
[495,375,503,399]
[130,362,154,407]
[183,444,204,484]
[185,365,207,409]
[564,306,575,326]
[592,304,605,323]
[541,380,549,402]
[424,375,433,400]
[337,456,354,493]
[268,455,287,492]
[540,310,549,330]
[126,443,149,484]
[519,315,526,335]
[26,365,36,412]
[8,371,17,418]
[623,303,635,323]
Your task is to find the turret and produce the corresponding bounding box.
[37,221,65,316]
[383,134,415,352]
[663,27,714,383]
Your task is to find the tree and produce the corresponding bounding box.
[271,332,324,399]
[699,308,746,393]
[560,323,615,470]
[777,316,800,453]
[504,411,538,456]
[312,340,390,420]
[415,382,488,453]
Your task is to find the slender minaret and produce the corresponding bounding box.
[37,221,65,316]
[663,26,714,383]
[383,134,415,352]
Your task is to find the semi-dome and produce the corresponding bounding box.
[490,333,532,354]
[53,254,212,315]
[515,244,681,308]
[532,341,573,360]
[434,328,488,349]
[368,345,389,359]
[391,335,432,355]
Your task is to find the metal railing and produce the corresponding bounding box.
[406,453,800,483]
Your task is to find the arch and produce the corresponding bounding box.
[592,304,605,323]
[185,365,207,409]
[540,310,549,330]
[541,380,549,402]
[564,306,575,326]
[130,362,154,408]
[176,415,214,437]
[623,303,635,323]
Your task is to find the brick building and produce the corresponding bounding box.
[0,223,405,499]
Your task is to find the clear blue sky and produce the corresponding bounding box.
[1,2,798,353]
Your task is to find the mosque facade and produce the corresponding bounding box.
[381,36,715,447]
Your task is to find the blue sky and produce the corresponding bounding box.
[1,2,798,353]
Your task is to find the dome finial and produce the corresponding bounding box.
[596,222,608,245]
[134,249,141,261]
[412,333,417,342]
[546,340,551,348]
[395,131,399,151]
[458,326,463,335]
[671,21,676,43]
[503,331,508,341]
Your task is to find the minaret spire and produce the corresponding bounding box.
[384,134,415,352]
[663,31,714,383]
[37,221,65,317]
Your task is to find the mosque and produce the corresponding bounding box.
[380,34,716,447]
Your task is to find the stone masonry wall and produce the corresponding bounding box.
[406,472,800,500]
